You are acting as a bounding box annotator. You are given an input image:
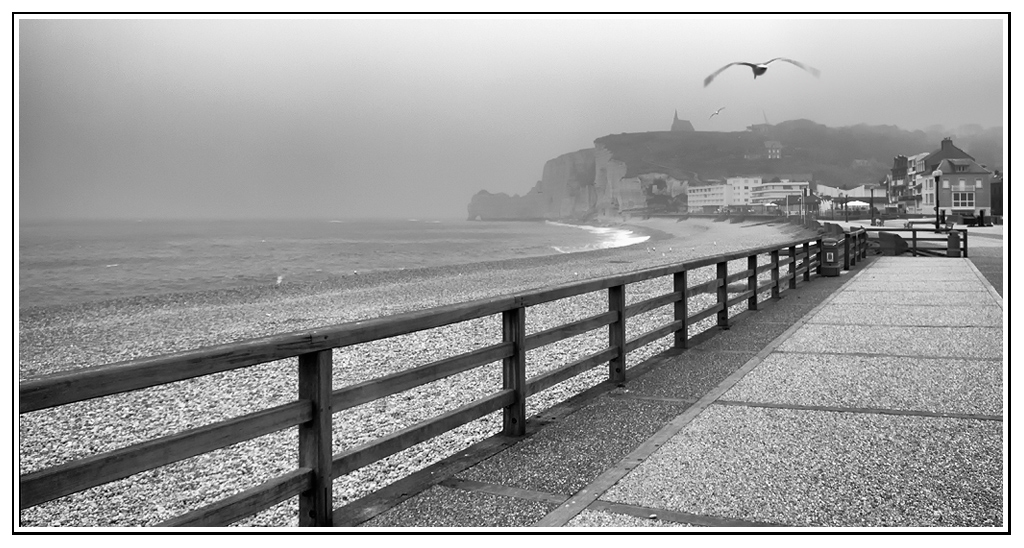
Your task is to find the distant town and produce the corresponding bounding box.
[676,136,1000,225]
[468,115,1002,225]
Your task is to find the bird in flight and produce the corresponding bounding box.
[703,57,820,87]
[709,106,726,119]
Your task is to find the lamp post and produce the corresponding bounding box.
[933,169,943,231]
[870,186,875,225]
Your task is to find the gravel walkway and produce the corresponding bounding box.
[18,218,814,527]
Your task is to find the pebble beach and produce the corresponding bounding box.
[18,216,818,527]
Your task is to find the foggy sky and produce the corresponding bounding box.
[17,15,1005,221]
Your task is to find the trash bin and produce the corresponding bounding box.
[947,231,962,257]
[821,236,844,276]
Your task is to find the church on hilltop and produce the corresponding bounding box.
[670,110,694,132]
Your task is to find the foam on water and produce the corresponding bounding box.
[19,218,642,308]
[545,220,651,253]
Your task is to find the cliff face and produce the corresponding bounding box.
[467,148,597,220]
[469,120,1002,221]
[467,143,688,220]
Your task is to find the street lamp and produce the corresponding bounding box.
[933,169,943,231]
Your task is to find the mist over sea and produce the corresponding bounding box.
[18,218,649,309]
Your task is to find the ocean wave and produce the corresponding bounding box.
[545,220,650,253]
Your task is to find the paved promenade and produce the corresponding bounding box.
[344,249,1005,529]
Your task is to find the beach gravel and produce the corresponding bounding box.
[18,218,815,527]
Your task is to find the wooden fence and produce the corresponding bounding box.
[863,227,969,257]
[20,234,853,527]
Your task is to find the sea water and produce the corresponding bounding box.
[18,218,649,309]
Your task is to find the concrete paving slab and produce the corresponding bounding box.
[868,257,977,266]
[721,354,1003,415]
[852,271,981,282]
[829,291,992,306]
[567,509,695,527]
[858,262,978,273]
[358,483,556,527]
[807,304,1003,327]
[601,405,1003,527]
[842,281,989,293]
[777,325,1003,359]
[458,396,686,495]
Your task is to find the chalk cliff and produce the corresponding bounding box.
[467,149,597,221]
[468,119,1002,221]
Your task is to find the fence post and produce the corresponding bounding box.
[963,230,969,257]
[716,260,729,329]
[746,254,758,311]
[911,229,918,257]
[502,306,527,436]
[770,249,780,300]
[843,236,851,269]
[608,284,627,383]
[673,270,689,349]
[788,245,797,289]
[815,238,823,276]
[298,349,333,527]
[802,242,811,282]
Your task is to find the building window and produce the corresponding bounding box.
[976,178,983,188]
[952,192,975,208]
[958,179,966,190]
[942,179,949,188]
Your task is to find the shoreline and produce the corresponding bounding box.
[19,217,818,526]
[16,217,702,318]
[20,217,817,384]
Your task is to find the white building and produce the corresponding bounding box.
[686,176,762,212]
[726,177,760,205]
[686,182,729,212]
[814,183,843,198]
[750,179,810,205]
[906,152,929,214]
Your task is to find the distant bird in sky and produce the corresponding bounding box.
[703,57,820,87]
[709,106,726,119]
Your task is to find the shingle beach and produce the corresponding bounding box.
[19,217,817,527]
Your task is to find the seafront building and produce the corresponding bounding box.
[749,178,810,208]
[889,138,995,218]
[686,177,760,213]
[686,176,816,214]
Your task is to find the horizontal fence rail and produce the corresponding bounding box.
[859,226,969,258]
[20,234,836,527]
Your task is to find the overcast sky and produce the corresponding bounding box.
[17,15,1006,221]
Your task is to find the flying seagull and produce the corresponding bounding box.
[709,106,726,119]
[703,57,820,87]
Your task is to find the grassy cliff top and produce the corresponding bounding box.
[594,119,1002,188]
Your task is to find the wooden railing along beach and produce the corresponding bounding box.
[20,233,867,527]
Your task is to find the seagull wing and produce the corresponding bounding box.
[703,62,752,87]
[764,57,821,77]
